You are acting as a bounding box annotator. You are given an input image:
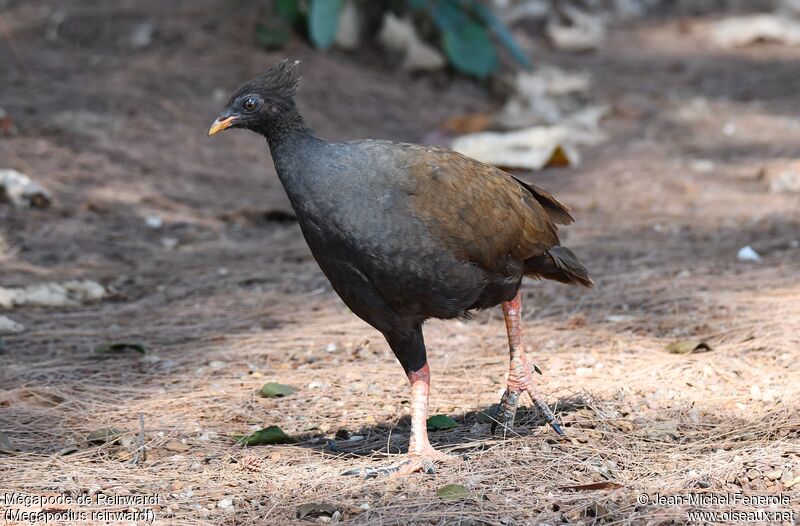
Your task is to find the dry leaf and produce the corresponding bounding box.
[559,481,623,491]
[163,439,190,452]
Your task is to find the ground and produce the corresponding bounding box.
[1,1,799,525]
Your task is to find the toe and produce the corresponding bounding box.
[340,452,449,478]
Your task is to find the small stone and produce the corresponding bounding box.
[765,469,783,481]
[145,214,163,229]
[218,498,233,510]
[737,246,761,262]
[0,315,24,335]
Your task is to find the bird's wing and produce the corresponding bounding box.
[399,145,571,273]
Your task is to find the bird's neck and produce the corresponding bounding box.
[260,105,311,149]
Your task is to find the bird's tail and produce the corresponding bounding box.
[524,246,593,288]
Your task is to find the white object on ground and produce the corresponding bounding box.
[378,13,445,72]
[451,126,580,170]
[335,0,361,50]
[0,315,24,334]
[546,8,607,51]
[768,165,800,193]
[0,280,108,308]
[0,169,52,208]
[737,246,761,262]
[710,13,800,47]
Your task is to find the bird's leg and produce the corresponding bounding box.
[491,291,564,436]
[342,362,448,478]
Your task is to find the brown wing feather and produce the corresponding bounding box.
[404,146,566,273]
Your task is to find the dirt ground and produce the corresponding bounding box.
[1,1,799,524]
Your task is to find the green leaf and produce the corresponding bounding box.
[87,427,124,444]
[432,0,469,32]
[277,0,302,25]
[666,341,712,355]
[259,382,296,398]
[437,483,470,500]
[94,343,146,356]
[409,0,428,10]
[426,414,458,431]
[235,425,295,446]
[473,3,532,70]
[256,24,291,49]
[308,0,343,49]
[442,21,497,77]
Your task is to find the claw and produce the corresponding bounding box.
[532,397,565,436]
[491,389,520,435]
[490,389,565,436]
[340,455,442,479]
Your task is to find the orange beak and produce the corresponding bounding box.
[208,115,237,136]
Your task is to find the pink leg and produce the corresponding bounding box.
[492,291,564,436]
[342,362,448,478]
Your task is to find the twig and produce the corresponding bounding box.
[131,412,146,465]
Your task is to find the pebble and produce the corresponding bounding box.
[737,245,761,262]
[0,315,24,335]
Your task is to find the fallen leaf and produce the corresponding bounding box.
[94,342,147,356]
[441,113,492,134]
[666,341,712,355]
[296,502,339,519]
[235,426,295,446]
[559,481,623,491]
[87,427,124,445]
[710,14,800,48]
[0,280,108,309]
[451,126,581,170]
[163,439,190,452]
[426,415,458,431]
[0,431,15,454]
[259,383,296,398]
[437,483,470,500]
[56,444,79,456]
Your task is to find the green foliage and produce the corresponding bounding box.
[473,3,532,70]
[442,20,497,77]
[436,483,471,500]
[258,0,531,77]
[426,414,459,430]
[308,0,343,49]
[234,425,295,446]
[259,382,297,397]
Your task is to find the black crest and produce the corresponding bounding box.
[239,59,301,104]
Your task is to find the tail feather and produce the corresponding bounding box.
[524,246,593,288]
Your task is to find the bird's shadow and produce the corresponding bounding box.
[286,395,593,461]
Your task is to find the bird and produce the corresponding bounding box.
[208,60,592,478]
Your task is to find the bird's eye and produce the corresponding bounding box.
[242,97,258,112]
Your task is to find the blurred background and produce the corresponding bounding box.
[1,0,799,524]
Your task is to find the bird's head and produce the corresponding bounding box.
[208,59,301,137]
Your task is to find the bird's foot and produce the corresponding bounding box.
[341,447,451,479]
[490,367,564,437]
